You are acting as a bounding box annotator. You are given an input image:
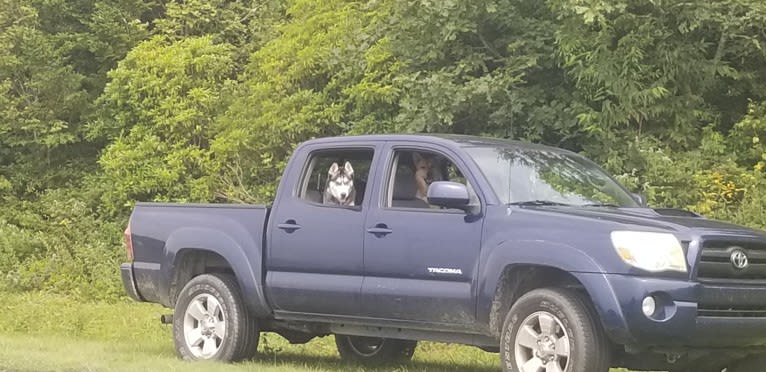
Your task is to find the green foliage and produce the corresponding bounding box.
[0,0,154,196]
[0,190,124,300]
[155,0,285,57]
[388,0,572,141]
[614,110,766,229]
[0,0,89,194]
[213,0,395,202]
[551,0,766,160]
[94,36,236,214]
[0,0,153,299]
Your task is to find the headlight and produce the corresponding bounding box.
[610,231,687,273]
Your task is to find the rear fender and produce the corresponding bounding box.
[162,227,271,317]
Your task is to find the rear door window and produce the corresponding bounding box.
[298,149,375,207]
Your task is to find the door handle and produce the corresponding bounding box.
[277,220,302,232]
[367,224,392,236]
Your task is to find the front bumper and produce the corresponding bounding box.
[577,272,766,348]
[120,263,144,302]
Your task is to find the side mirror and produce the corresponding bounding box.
[631,193,647,207]
[427,181,470,209]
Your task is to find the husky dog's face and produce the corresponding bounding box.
[328,161,354,204]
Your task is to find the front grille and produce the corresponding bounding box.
[697,240,766,282]
[698,305,766,318]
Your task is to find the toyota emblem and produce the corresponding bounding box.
[730,249,749,270]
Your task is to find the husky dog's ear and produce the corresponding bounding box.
[343,161,354,177]
[328,162,339,176]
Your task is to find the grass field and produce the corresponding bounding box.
[0,292,631,372]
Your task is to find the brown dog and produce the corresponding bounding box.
[412,152,443,201]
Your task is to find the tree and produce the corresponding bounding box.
[213,0,397,202]
[94,36,236,214]
[0,0,89,195]
[551,0,766,165]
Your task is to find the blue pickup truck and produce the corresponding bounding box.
[121,134,766,372]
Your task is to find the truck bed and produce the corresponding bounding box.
[125,202,270,310]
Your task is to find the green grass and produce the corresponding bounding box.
[0,292,630,371]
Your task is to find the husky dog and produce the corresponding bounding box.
[324,161,356,206]
[412,152,443,201]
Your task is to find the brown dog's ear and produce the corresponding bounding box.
[328,162,339,176]
[343,161,354,176]
[412,152,423,165]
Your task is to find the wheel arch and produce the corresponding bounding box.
[488,264,597,338]
[162,227,271,318]
[479,240,605,335]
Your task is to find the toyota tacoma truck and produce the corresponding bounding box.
[121,134,766,372]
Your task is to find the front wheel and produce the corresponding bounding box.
[335,335,416,363]
[172,274,259,361]
[500,288,610,372]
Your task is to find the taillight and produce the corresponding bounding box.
[124,222,134,261]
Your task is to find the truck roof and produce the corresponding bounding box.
[300,133,574,154]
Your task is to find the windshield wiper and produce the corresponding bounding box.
[509,200,571,206]
[581,202,620,207]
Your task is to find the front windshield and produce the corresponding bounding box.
[464,146,638,207]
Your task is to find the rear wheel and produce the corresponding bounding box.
[173,273,259,361]
[335,335,416,363]
[500,288,610,372]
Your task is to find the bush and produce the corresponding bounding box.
[0,189,125,301]
[612,119,766,230]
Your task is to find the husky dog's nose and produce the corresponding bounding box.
[340,192,347,199]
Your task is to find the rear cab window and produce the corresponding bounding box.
[297,148,375,208]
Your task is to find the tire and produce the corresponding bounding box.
[500,288,610,372]
[727,353,766,372]
[335,335,417,364]
[173,273,259,361]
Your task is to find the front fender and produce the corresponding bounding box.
[162,227,271,318]
[477,239,605,328]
